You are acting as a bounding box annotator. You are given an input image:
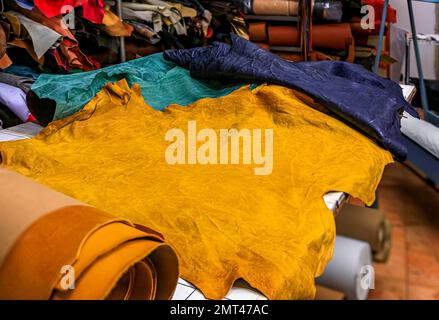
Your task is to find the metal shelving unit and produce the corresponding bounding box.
[246,0,311,61]
[116,0,126,62]
[245,15,299,22]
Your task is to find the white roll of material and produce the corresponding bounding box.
[316,236,373,300]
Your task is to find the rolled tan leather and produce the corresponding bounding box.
[252,0,299,16]
[249,22,268,42]
[0,169,179,300]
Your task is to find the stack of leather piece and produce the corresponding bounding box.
[0,0,250,75]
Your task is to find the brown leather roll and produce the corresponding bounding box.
[268,25,300,46]
[249,22,268,42]
[312,23,353,51]
[350,22,374,36]
[268,23,354,49]
[252,0,299,16]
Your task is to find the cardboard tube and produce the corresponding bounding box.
[0,169,179,300]
[373,219,392,263]
[249,22,268,42]
[336,204,386,253]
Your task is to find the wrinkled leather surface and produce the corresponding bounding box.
[164,34,418,159]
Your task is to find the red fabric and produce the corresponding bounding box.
[362,0,397,24]
[34,0,105,24]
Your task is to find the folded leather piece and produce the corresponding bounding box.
[0,80,393,299]
[130,20,161,44]
[6,11,62,59]
[0,71,34,93]
[0,168,179,300]
[0,24,7,60]
[100,6,134,37]
[121,2,187,36]
[0,82,32,122]
[8,38,44,65]
[34,0,105,24]
[137,0,198,18]
[252,0,300,16]
[0,55,12,69]
[0,12,43,64]
[248,22,267,42]
[30,53,252,121]
[3,65,40,79]
[0,102,22,129]
[163,34,418,159]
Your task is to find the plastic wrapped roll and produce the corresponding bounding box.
[249,22,268,42]
[0,169,179,300]
[316,236,372,300]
